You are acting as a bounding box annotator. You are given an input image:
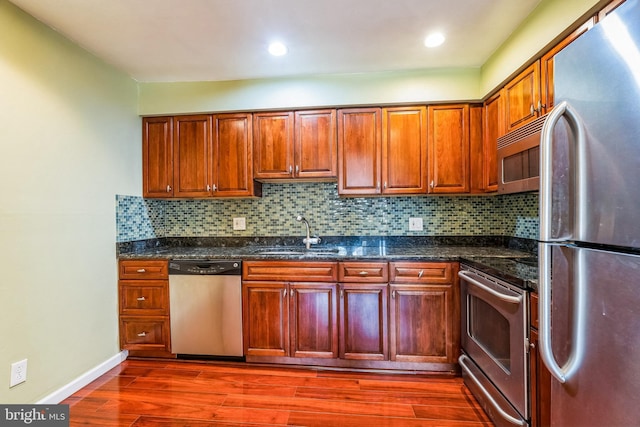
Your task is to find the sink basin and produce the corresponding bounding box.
[255,247,343,256]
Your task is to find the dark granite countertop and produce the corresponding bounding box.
[117,236,538,289]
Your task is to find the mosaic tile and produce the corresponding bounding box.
[116,184,539,242]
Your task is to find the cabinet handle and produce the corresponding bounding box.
[537,100,546,114]
[376,181,381,192]
[166,185,172,192]
[340,289,344,298]
[290,289,295,296]
[212,184,217,192]
[418,270,424,278]
[358,271,369,276]
[289,165,293,175]
[430,180,434,189]
[295,165,299,174]
[136,269,146,273]
[136,296,146,301]
[283,289,287,298]
[137,331,147,337]
[530,104,535,115]
[207,184,211,191]
[392,290,396,299]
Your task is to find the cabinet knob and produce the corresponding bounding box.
[383,181,387,190]
[430,180,434,189]
[418,270,424,278]
[530,104,535,115]
[392,290,396,299]
[376,181,381,191]
[166,185,172,192]
[207,184,211,191]
[289,165,293,175]
[136,296,146,301]
[283,289,287,298]
[137,331,147,337]
[358,271,369,276]
[136,269,146,273]
[340,289,344,298]
[212,184,217,192]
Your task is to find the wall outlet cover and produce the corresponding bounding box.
[233,217,246,230]
[10,359,27,387]
[409,217,424,231]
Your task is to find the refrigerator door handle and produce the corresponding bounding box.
[539,100,587,242]
[538,243,587,384]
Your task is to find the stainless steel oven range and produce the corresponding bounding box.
[458,264,529,427]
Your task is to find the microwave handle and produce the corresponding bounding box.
[539,101,586,242]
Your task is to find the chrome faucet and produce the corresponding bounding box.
[296,215,321,249]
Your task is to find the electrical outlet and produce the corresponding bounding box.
[409,217,423,231]
[10,359,27,387]
[233,217,246,230]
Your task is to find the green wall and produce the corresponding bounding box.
[0,0,139,403]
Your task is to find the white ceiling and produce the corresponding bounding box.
[9,0,542,83]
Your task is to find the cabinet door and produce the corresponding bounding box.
[540,18,595,114]
[504,62,541,132]
[428,104,470,193]
[337,108,382,195]
[213,113,256,197]
[389,284,456,363]
[242,282,289,357]
[253,112,295,179]
[481,92,504,192]
[381,106,428,194]
[294,109,337,179]
[173,114,212,197]
[142,116,173,198]
[290,283,338,358]
[339,283,388,360]
[529,327,552,427]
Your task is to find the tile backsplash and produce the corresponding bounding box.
[116,183,539,242]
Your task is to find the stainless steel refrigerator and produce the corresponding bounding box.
[538,0,640,425]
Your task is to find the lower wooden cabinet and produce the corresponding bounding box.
[242,260,459,371]
[118,259,173,357]
[389,262,460,363]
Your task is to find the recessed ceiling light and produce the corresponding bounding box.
[268,42,288,56]
[424,32,445,48]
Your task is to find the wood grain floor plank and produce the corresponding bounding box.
[64,360,493,426]
[223,394,416,418]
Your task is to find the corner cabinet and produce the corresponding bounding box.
[143,116,174,197]
[118,259,173,358]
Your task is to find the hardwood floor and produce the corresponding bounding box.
[62,359,493,426]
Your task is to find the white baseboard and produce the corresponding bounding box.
[36,350,128,404]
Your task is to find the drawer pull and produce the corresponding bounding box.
[358,271,369,276]
[136,269,146,273]
[418,270,424,278]
[137,331,147,337]
[136,296,146,301]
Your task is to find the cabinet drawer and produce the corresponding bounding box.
[243,261,337,282]
[530,292,539,330]
[119,260,168,280]
[339,262,388,283]
[389,262,453,283]
[119,281,169,315]
[119,317,170,351]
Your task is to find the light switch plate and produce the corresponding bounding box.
[409,217,423,231]
[233,217,246,230]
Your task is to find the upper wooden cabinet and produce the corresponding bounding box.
[253,109,337,181]
[213,113,259,197]
[381,106,428,195]
[337,107,382,195]
[338,106,429,196]
[477,93,504,193]
[540,18,595,113]
[504,62,541,132]
[253,111,295,179]
[428,104,470,193]
[294,109,338,179]
[142,113,260,199]
[143,116,173,198]
[173,114,212,197]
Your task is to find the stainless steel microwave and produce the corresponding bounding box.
[497,114,548,194]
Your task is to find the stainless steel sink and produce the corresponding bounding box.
[255,247,343,256]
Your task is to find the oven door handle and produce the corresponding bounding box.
[459,354,526,426]
[458,271,522,304]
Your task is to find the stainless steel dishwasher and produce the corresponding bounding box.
[168,259,243,359]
